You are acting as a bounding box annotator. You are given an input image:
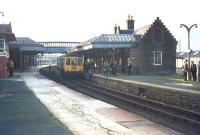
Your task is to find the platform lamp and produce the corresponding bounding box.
[0,12,4,21]
[180,24,197,80]
[0,12,4,16]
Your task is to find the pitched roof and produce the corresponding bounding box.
[119,29,135,34]
[0,23,16,41]
[10,37,43,52]
[176,52,188,59]
[92,34,137,44]
[176,51,200,58]
[43,47,69,53]
[74,34,137,51]
[0,23,12,33]
[135,25,151,36]
[11,37,42,46]
[191,51,200,57]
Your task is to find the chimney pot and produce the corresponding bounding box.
[128,14,130,20]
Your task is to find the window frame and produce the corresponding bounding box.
[0,39,5,52]
[153,51,162,65]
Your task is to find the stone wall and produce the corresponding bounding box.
[92,75,200,113]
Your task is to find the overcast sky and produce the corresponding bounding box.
[1,0,199,51]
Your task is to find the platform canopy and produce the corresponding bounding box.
[73,34,138,51]
[10,37,43,52]
[176,51,200,59]
[43,47,70,53]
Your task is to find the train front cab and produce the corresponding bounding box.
[63,57,84,77]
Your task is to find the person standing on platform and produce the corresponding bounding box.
[112,61,118,76]
[8,59,14,77]
[190,61,197,81]
[197,61,200,82]
[183,60,188,81]
[105,61,110,76]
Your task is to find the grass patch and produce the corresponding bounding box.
[168,75,193,83]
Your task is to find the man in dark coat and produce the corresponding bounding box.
[190,61,197,81]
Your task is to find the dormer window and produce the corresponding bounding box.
[154,29,162,43]
[0,39,4,52]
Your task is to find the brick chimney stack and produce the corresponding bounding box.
[127,15,135,30]
[114,24,117,34]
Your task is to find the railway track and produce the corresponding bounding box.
[39,67,200,134]
[60,78,200,135]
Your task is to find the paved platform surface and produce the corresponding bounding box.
[0,74,73,135]
[94,74,200,92]
[20,71,182,135]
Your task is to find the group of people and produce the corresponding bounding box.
[103,61,118,76]
[7,58,14,77]
[183,60,200,82]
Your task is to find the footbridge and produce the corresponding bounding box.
[39,41,80,53]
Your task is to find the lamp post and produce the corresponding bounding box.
[0,12,4,16]
[0,12,4,24]
[180,24,197,80]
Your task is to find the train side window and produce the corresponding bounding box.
[78,58,83,66]
[66,58,70,65]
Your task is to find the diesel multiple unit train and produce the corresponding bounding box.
[57,55,84,76]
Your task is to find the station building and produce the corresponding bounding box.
[0,23,16,78]
[70,16,177,75]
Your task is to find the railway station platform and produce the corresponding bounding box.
[92,73,200,114]
[0,73,73,135]
[1,69,183,135]
[93,74,200,91]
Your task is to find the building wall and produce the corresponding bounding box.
[0,37,10,78]
[0,56,9,78]
[138,19,177,75]
[129,47,139,74]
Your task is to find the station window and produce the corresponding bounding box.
[0,39,4,52]
[153,51,162,65]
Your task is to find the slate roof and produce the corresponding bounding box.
[176,51,200,58]
[92,34,137,44]
[0,24,12,33]
[10,37,43,52]
[11,37,41,46]
[0,23,16,41]
[72,34,138,52]
[119,29,135,34]
[77,34,137,49]
[191,51,200,57]
[176,52,188,59]
[43,47,69,53]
